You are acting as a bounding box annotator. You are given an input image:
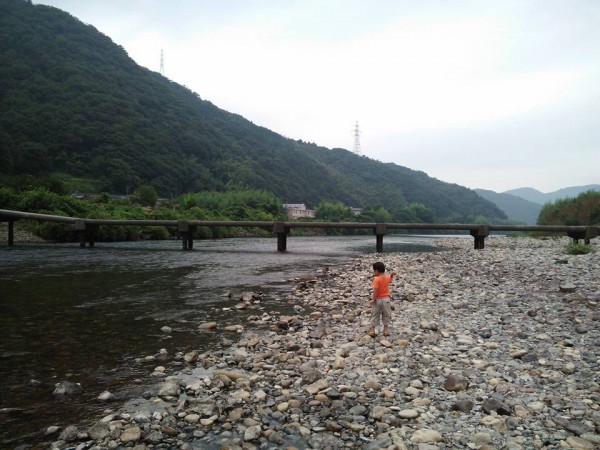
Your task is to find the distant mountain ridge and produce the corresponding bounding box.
[0,0,507,222]
[474,189,542,225]
[503,185,600,205]
[475,184,599,225]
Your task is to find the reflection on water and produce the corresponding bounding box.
[0,235,441,447]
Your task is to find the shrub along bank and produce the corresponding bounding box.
[0,187,287,242]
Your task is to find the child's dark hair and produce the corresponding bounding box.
[373,261,385,273]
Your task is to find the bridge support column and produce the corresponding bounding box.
[274,222,289,252]
[188,226,196,249]
[178,221,196,250]
[374,224,387,253]
[569,226,599,245]
[8,220,14,246]
[586,226,600,245]
[74,221,98,247]
[568,231,586,244]
[470,225,490,250]
[1,216,17,246]
[74,220,87,247]
[88,224,99,248]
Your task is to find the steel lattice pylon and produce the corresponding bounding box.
[353,121,361,155]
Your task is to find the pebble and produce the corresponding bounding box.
[97,390,116,402]
[119,426,141,443]
[410,428,443,443]
[50,237,600,450]
[398,409,419,419]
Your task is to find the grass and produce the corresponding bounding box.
[565,242,595,255]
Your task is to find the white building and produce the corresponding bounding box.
[283,203,315,219]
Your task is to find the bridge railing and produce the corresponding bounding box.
[1,209,597,252]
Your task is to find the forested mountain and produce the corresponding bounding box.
[0,0,507,222]
[474,189,542,225]
[503,185,600,205]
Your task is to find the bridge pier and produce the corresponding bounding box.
[7,220,14,246]
[75,220,87,247]
[274,222,289,252]
[470,225,490,250]
[568,230,586,244]
[568,226,599,245]
[0,216,16,246]
[74,221,99,247]
[178,221,196,250]
[374,223,387,253]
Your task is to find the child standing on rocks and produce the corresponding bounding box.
[368,261,396,337]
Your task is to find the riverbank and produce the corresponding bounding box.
[0,222,47,243]
[49,236,599,450]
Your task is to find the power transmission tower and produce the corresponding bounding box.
[160,49,164,76]
[352,121,362,155]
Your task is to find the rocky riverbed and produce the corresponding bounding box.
[49,236,599,450]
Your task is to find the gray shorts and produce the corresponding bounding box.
[370,297,392,327]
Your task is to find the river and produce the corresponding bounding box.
[0,235,442,448]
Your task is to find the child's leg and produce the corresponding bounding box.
[369,300,381,334]
[381,298,392,335]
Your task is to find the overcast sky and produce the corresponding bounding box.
[38,0,599,193]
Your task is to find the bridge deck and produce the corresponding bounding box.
[1,209,597,251]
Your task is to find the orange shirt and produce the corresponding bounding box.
[372,274,393,299]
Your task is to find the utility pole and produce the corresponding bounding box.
[160,49,164,76]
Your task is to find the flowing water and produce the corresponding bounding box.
[0,235,441,448]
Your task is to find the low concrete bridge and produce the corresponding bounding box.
[0,209,597,252]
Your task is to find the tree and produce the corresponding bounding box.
[315,201,353,222]
[537,191,600,226]
[131,185,157,207]
[590,204,600,225]
[15,142,52,175]
[404,203,436,223]
[359,206,392,223]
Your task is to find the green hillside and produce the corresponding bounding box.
[474,189,542,225]
[0,0,507,222]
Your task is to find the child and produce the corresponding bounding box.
[368,261,396,337]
